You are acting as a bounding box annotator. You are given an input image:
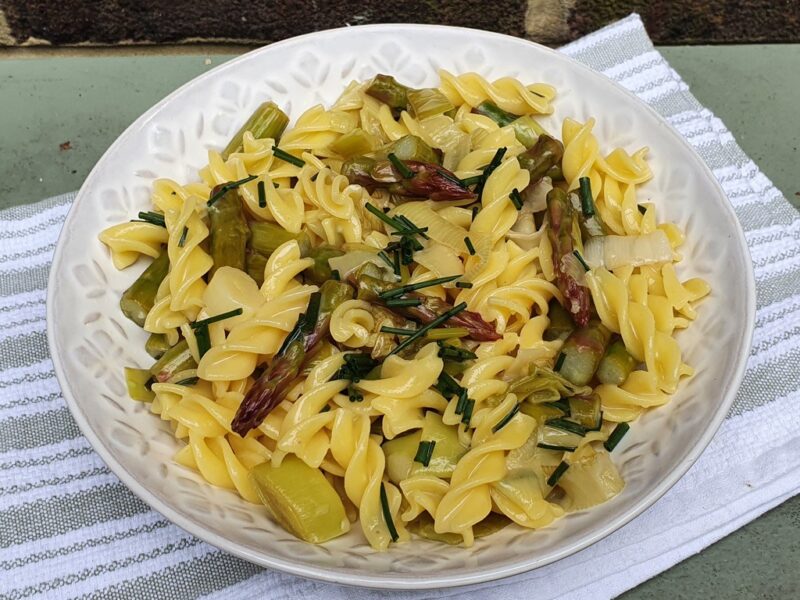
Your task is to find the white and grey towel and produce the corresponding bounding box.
[1,14,799,600]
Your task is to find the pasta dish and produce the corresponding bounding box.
[100,71,709,549]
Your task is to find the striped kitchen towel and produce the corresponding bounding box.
[1,13,799,600]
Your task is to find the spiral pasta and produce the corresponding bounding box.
[110,70,709,552]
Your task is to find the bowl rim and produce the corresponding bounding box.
[46,22,756,589]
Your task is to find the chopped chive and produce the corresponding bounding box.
[414,440,436,467]
[331,269,340,280]
[385,297,422,308]
[437,342,477,362]
[573,250,590,272]
[194,324,211,359]
[471,205,480,220]
[493,403,520,432]
[455,388,469,415]
[546,399,571,415]
[190,308,243,330]
[554,352,565,371]
[207,174,258,206]
[388,153,413,179]
[637,204,648,215]
[257,180,266,208]
[547,461,570,487]
[348,384,364,402]
[461,398,475,426]
[510,188,524,210]
[320,404,331,413]
[455,281,473,289]
[393,248,401,275]
[547,418,587,436]
[578,177,595,217]
[335,352,378,382]
[390,227,428,236]
[475,147,507,198]
[537,442,578,452]
[178,226,188,247]
[380,326,417,336]
[435,371,463,399]
[174,376,199,386]
[365,203,404,230]
[272,146,305,168]
[136,211,166,228]
[380,483,399,542]
[604,422,630,452]
[396,215,429,239]
[378,250,395,270]
[460,175,483,187]
[379,275,461,299]
[388,302,468,356]
[464,236,476,255]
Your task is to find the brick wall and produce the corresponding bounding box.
[1,0,797,46]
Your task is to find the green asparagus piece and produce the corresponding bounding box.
[145,333,170,359]
[597,338,638,385]
[382,135,441,165]
[547,187,592,327]
[473,101,546,149]
[304,246,345,285]
[120,250,169,328]
[222,101,289,159]
[543,299,575,342]
[249,221,312,257]
[246,250,269,286]
[546,164,564,181]
[149,339,197,383]
[518,134,564,185]
[124,367,155,402]
[232,280,354,435]
[366,74,410,117]
[558,321,612,386]
[406,88,455,120]
[208,188,249,277]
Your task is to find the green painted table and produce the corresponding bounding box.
[1,45,798,598]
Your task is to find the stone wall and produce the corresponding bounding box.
[0,0,797,47]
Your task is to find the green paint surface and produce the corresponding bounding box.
[0,44,798,596]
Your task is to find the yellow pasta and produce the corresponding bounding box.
[110,70,709,551]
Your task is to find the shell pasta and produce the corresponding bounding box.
[103,70,708,550]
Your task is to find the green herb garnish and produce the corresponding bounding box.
[493,403,520,432]
[385,297,422,308]
[380,483,399,542]
[388,152,413,179]
[272,146,305,168]
[136,211,166,228]
[388,302,468,356]
[379,275,461,299]
[380,326,417,336]
[190,308,243,330]
[579,176,595,217]
[455,281,473,289]
[414,440,436,467]
[604,422,630,452]
[573,250,590,272]
[257,180,267,208]
[554,352,565,371]
[464,237,476,255]
[178,226,188,247]
[207,174,258,206]
[510,188,524,210]
[547,461,570,486]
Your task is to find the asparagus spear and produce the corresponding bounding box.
[149,339,197,383]
[222,101,289,159]
[547,188,592,327]
[366,74,410,118]
[353,274,500,341]
[597,338,637,385]
[245,250,269,286]
[145,333,171,359]
[557,321,612,386]
[329,128,379,158]
[249,222,311,257]
[342,156,474,201]
[406,88,454,120]
[473,101,546,149]
[382,135,441,165]
[231,280,354,435]
[518,134,564,186]
[208,188,249,277]
[124,368,155,402]
[247,221,342,284]
[120,250,169,328]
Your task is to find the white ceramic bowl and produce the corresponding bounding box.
[47,24,755,589]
